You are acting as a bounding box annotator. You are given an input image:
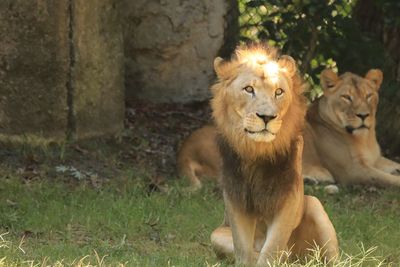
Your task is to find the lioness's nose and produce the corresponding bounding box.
[356,113,369,120]
[256,113,277,124]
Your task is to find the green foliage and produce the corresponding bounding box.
[239,0,387,98]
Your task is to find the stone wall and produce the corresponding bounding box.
[0,1,70,141]
[123,0,237,103]
[0,0,125,142]
[0,0,236,142]
[73,0,125,140]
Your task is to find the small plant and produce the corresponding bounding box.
[55,165,97,181]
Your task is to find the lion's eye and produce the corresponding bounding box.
[243,86,255,94]
[366,93,374,100]
[275,88,284,97]
[327,83,335,89]
[341,94,352,102]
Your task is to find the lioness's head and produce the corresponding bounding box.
[211,44,306,158]
[318,69,383,136]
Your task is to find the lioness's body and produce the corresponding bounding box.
[177,70,400,187]
[177,125,221,189]
[303,70,400,186]
[209,44,338,265]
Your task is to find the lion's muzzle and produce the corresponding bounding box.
[243,113,282,142]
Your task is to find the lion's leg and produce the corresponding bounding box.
[303,164,335,184]
[257,135,305,266]
[256,200,302,265]
[289,196,339,263]
[375,156,400,175]
[353,165,400,187]
[211,226,235,259]
[178,160,203,190]
[224,196,257,266]
[302,129,335,184]
[256,207,299,265]
[210,226,262,260]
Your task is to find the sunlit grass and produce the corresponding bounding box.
[0,170,399,266]
[0,235,391,266]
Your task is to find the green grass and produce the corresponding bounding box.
[0,165,400,266]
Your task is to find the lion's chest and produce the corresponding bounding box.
[218,137,297,217]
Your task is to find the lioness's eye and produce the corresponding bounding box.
[341,94,352,102]
[366,93,373,100]
[243,86,254,94]
[275,88,284,97]
[327,83,335,89]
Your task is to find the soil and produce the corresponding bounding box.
[0,101,213,189]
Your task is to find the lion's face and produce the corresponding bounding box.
[212,50,297,143]
[319,69,383,136]
[226,61,294,143]
[210,45,306,159]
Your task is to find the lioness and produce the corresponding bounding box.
[177,69,400,188]
[209,44,338,265]
[303,69,400,186]
[176,125,221,189]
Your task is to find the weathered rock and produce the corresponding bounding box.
[0,0,125,142]
[123,0,236,103]
[0,1,69,141]
[73,0,125,139]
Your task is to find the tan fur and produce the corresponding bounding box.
[176,125,221,189]
[177,126,219,189]
[208,44,338,265]
[177,69,400,188]
[303,69,400,186]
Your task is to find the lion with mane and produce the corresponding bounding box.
[208,44,338,265]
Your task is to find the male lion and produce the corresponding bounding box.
[303,69,400,186]
[209,44,338,265]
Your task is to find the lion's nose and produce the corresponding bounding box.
[256,113,277,124]
[356,113,369,120]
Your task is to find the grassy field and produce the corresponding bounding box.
[0,103,399,266]
[0,165,400,266]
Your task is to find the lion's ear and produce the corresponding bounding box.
[278,56,296,77]
[214,57,225,78]
[320,69,339,94]
[365,69,383,90]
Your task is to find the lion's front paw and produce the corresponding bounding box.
[304,176,319,185]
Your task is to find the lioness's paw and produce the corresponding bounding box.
[303,172,335,184]
[324,184,339,195]
[304,176,319,185]
[391,169,400,176]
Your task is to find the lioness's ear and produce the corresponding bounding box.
[214,57,225,78]
[365,69,383,90]
[278,56,296,77]
[320,69,339,93]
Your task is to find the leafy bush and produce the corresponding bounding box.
[239,0,386,98]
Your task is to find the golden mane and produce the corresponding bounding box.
[211,44,307,161]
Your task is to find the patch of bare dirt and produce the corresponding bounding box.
[0,101,212,187]
[122,101,212,177]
